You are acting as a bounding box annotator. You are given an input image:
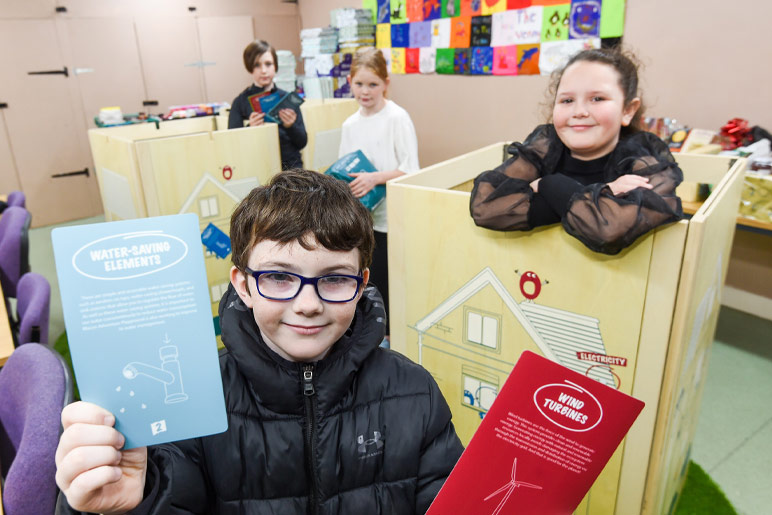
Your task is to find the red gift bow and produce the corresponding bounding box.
[720,118,751,150]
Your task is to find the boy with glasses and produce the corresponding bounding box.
[56,169,464,514]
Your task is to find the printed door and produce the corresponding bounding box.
[0,114,21,193]
[134,16,206,110]
[196,16,255,104]
[0,19,102,226]
[65,17,148,128]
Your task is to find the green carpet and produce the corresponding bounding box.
[673,462,737,514]
[54,331,80,401]
[52,333,738,513]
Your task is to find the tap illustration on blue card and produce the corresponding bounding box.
[52,213,228,449]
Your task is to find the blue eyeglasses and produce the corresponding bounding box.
[245,268,364,303]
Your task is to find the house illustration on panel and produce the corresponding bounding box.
[411,267,616,429]
[177,172,260,328]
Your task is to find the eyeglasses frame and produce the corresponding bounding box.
[244,267,364,303]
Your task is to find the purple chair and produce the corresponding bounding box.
[0,206,31,298]
[0,343,71,515]
[15,272,51,346]
[6,191,25,209]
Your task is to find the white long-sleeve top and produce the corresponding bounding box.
[338,99,419,232]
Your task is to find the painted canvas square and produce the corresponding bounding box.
[516,43,540,74]
[569,0,602,39]
[542,4,570,41]
[471,46,494,74]
[391,47,407,73]
[539,38,599,75]
[410,20,433,47]
[363,0,378,23]
[391,0,408,23]
[376,23,392,48]
[493,45,519,75]
[391,22,411,47]
[481,0,507,16]
[471,15,492,46]
[512,6,543,44]
[436,47,455,73]
[507,0,533,7]
[380,47,392,70]
[460,0,482,16]
[405,48,421,73]
[431,17,451,47]
[450,16,472,48]
[424,0,442,20]
[419,47,438,73]
[600,0,625,38]
[454,47,472,74]
[491,10,517,47]
[442,0,461,17]
[377,0,391,23]
[407,0,425,21]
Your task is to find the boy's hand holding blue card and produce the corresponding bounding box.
[265,91,305,124]
[325,150,385,211]
[258,92,283,123]
[52,214,227,449]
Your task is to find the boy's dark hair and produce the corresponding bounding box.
[231,169,374,273]
[243,40,279,73]
[548,47,645,136]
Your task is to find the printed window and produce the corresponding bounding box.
[199,196,219,218]
[464,308,500,350]
[462,374,498,412]
[210,282,229,303]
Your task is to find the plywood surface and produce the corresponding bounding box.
[389,148,744,515]
[300,99,358,170]
[642,158,746,514]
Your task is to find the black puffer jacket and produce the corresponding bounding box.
[64,284,463,514]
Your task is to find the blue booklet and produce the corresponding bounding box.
[52,214,227,449]
[258,92,283,123]
[325,150,385,211]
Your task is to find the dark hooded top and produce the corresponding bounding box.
[61,284,463,514]
[469,124,684,255]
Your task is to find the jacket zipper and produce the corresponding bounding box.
[303,364,319,515]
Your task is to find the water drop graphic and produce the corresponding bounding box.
[120,408,125,413]
[130,391,135,397]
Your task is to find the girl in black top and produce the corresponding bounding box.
[470,48,683,255]
[228,40,307,170]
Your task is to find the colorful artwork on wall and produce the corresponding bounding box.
[364,0,623,75]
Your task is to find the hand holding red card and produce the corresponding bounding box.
[428,351,644,515]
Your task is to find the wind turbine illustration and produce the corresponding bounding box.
[484,458,542,515]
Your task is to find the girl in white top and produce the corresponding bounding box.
[338,47,420,336]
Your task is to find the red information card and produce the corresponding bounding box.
[428,351,645,515]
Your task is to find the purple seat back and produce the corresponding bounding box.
[0,343,67,515]
[16,272,51,345]
[0,206,31,298]
[6,191,25,209]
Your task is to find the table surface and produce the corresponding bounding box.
[0,282,14,366]
[682,200,772,232]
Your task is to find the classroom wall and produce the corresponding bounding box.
[297,0,772,168]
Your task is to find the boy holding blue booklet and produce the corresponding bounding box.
[56,170,463,514]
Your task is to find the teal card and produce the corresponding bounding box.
[52,214,227,449]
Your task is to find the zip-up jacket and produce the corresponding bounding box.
[62,284,463,514]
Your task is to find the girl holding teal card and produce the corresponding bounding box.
[338,47,419,337]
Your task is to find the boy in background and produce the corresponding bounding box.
[56,169,463,514]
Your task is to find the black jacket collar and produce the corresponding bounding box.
[218,283,386,414]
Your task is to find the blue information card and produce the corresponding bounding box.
[52,214,227,449]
